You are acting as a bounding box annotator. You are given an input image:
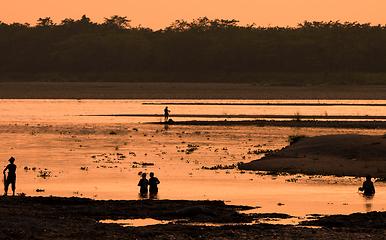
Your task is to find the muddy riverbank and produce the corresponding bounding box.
[1,196,386,239]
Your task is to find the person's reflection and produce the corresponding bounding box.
[363,194,374,212]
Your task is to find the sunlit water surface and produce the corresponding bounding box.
[1,99,386,222]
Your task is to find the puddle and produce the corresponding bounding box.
[100,218,172,227]
[100,215,322,227]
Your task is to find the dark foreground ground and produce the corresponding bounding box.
[1,196,386,239]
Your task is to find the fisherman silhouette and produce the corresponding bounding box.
[358,175,375,195]
[3,157,16,196]
[149,172,160,198]
[164,106,170,122]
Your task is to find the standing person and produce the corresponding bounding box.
[164,106,170,122]
[359,175,375,195]
[138,173,148,197]
[3,157,16,196]
[149,172,160,197]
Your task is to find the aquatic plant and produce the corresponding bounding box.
[247,149,279,155]
[133,161,154,166]
[38,169,51,179]
[201,164,237,170]
[186,144,199,154]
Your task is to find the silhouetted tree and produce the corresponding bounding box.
[104,15,131,29]
[1,17,386,78]
[37,17,55,27]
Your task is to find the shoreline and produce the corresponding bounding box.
[1,82,386,99]
[152,119,386,129]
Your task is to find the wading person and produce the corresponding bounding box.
[138,173,148,197]
[149,172,160,198]
[164,106,170,122]
[359,175,375,195]
[3,157,16,196]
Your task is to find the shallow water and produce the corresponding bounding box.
[1,99,386,124]
[1,99,386,220]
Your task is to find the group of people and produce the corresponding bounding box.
[138,172,160,198]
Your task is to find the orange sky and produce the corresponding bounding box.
[2,0,385,29]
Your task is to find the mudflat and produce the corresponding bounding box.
[239,134,386,178]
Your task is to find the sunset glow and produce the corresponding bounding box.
[2,0,386,29]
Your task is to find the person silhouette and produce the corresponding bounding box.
[138,173,148,197]
[359,175,375,195]
[149,172,160,197]
[164,106,170,122]
[3,157,17,196]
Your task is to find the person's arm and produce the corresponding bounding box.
[3,165,8,174]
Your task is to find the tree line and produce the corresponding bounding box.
[1,16,386,81]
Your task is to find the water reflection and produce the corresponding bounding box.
[138,193,148,199]
[100,218,171,227]
[362,194,374,212]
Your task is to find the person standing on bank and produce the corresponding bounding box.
[149,172,160,197]
[164,106,170,122]
[3,157,16,196]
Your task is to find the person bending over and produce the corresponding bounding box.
[359,175,375,195]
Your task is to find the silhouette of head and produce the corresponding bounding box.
[142,173,147,178]
[150,172,154,177]
[366,175,371,181]
[8,157,15,163]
